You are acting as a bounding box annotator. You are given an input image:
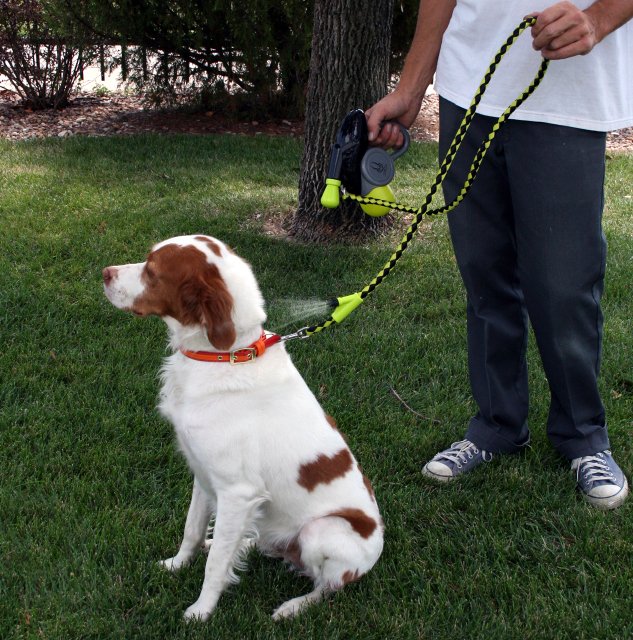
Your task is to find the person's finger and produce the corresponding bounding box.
[374,121,404,149]
[367,103,402,147]
[532,2,586,51]
[366,105,388,142]
[541,33,595,58]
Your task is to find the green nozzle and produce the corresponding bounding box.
[321,178,342,209]
[330,292,364,324]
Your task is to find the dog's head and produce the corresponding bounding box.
[103,235,266,349]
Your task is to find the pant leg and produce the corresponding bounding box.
[439,97,530,453]
[504,119,609,459]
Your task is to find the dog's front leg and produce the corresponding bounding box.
[183,489,260,622]
[159,477,215,572]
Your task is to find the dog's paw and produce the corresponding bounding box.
[272,588,325,621]
[183,601,213,622]
[272,597,303,621]
[157,555,190,572]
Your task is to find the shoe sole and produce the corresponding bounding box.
[582,476,629,510]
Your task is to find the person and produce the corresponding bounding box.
[366,0,633,509]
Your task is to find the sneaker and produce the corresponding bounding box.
[571,450,629,510]
[422,439,493,482]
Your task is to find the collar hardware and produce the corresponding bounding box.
[229,346,257,364]
[180,331,281,364]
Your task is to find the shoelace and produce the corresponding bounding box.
[575,451,616,485]
[434,440,492,469]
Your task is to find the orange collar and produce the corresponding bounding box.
[180,331,281,364]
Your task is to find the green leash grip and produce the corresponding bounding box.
[329,292,364,324]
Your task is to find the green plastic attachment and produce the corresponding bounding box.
[361,185,396,217]
[321,178,342,209]
[331,292,364,324]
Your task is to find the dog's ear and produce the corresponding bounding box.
[179,266,236,350]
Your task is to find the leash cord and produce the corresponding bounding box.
[293,17,549,340]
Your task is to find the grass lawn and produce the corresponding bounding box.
[0,133,632,640]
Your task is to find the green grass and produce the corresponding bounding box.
[0,133,632,640]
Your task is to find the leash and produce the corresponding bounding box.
[286,16,549,343]
[185,19,548,362]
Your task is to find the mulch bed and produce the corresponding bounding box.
[1,90,632,151]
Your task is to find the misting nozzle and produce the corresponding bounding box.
[330,292,364,324]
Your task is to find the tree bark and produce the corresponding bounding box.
[290,0,394,242]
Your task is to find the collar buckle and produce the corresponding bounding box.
[229,347,257,364]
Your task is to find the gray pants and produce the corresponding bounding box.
[439,97,609,459]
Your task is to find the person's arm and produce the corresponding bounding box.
[366,0,456,148]
[531,0,633,59]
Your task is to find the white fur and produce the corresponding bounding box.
[103,235,383,621]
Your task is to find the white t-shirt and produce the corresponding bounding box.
[434,0,633,131]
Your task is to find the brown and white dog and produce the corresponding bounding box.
[102,235,383,621]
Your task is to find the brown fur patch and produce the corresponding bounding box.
[297,448,353,492]
[324,413,348,443]
[329,508,377,539]
[362,474,376,501]
[133,243,236,349]
[195,235,222,257]
[281,537,304,570]
[341,569,361,585]
[266,537,304,570]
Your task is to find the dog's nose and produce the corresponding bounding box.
[102,266,117,285]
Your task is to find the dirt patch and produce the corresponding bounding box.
[0,91,303,140]
[1,90,631,151]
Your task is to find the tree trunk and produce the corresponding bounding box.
[290,0,394,242]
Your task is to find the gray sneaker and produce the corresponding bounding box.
[422,439,493,482]
[571,450,629,510]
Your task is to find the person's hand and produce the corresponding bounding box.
[365,89,424,149]
[530,1,599,59]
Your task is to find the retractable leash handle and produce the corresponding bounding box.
[359,127,410,216]
[290,17,548,341]
[321,110,410,217]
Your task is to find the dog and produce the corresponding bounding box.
[102,235,383,621]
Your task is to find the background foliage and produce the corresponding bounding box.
[1,0,419,114]
[61,0,314,115]
[0,0,97,108]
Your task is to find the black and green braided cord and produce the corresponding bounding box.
[303,17,549,337]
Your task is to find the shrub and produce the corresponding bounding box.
[61,0,313,118]
[0,0,94,109]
